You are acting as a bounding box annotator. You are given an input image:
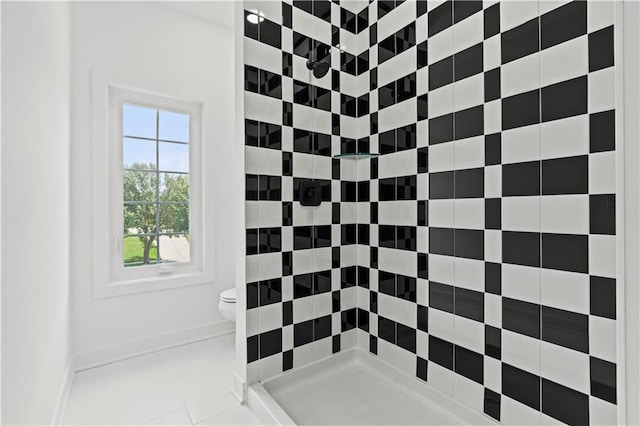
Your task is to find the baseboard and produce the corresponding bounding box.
[52,354,75,425]
[74,320,234,371]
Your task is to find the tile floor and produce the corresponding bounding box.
[63,333,262,425]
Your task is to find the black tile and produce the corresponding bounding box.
[247,335,259,363]
[590,276,616,319]
[293,226,313,250]
[429,113,454,145]
[259,278,282,306]
[396,226,417,251]
[542,155,588,195]
[540,1,586,50]
[397,176,417,201]
[378,81,396,110]
[259,227,281,253]
[417,305,428,332]
[246,229,259,255]
[429,281,454,313]
[485,68,501,102]
[397,274,417,301]
[379,178,396,201]
[316,87,333,112]
[341,223,357,245]
[283,102,293,126]
[395,23,416,56]
[455,229,484,260]
[341,181,357,202]
[429,335,454,370]
[283,349,293,371]
[541,76,587,122]
[245,119,259,146]
[356,7,368,33]
[332,69,340,91]
[259,328,282,358]
[454,0,482,24]
[485,198,501,230]
[378,34,396,65]
[455,287,484,322]
[341,265,357,288]
[379,225,396,249]
[378,316,396,344]
[590,110,616,153]
[589,26,614,72]
[260,121,282,149]
[397,124,417,151]
[245,65,260,93]
[590,194,616,235]
[261,69,282,98]
[378,1,395,19]
[379,270,396,296]
[246,174,259,200]
[502,161,540,196]
[429,56,454,90]
[484,3,500,39]
[341,137,357,154]
[417,357,428,381]
[314,0,331,22]
[430,171,454,200]
[283,3,292,28]
[332,247,340,269]
[485,262,501,295]
[428,0,453,37]
[455,345,483,384]
[371,111,379,134]
[455,167,484,198]
[283,300,293,326]
[429,227,455,256]
[503,231,541,268]
[341,8,356,33]
[315,133,332,156]
[501,17,540,64]
[397,73,416,103]
[590,357,617,404]
[293,31,312,58]
[332,290,340,314]
[417,40,428,69]
[455,105,484,140]
[294,273,313,298]
[371,201,378,224]
[455,43,483,81]
[485,133,501,166]
[502,89,540,130]
[379,129,396,154]
[314,270,332,294]
[418,252,428,279]
[485,325,501,359]
[370,335,378,354]
[261,18,282,49]
[542,379,590,426]
[331,202,340,225]
[259,175,282,201]
[315,315,332,340]
[357,308,369,332]
[484,388,501,421]
[244,11,259,40]
[370,290,378,314]
[503,297,541,339]
[357,265,370,288]
[397,323,417,353]
[357,94,370,117]
[418,94,429,121]
[247,281,259,310]
[358,223,371,246]
[293,1,313,14]
[341,51,357,75]
[503,363,541,410]
[542,306,589,353]
[370,23,378,46]
[283,152,293,178]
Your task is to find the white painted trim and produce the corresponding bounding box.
[52,355,75,425]
[74,320,234,371]
[247,382,296,426]
[622,1,640,424]
[232,372,246,404]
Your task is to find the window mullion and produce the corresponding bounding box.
[155,109,161,265]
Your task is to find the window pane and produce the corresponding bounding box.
[123,104,157,139]
[158,234,191,263]
[123,137,156,169]
[159,142,189,173]
[123,234,159,267]
[123,169,157,202]
[159,173,189,202]
[159,110,189,142]
[124,203,157,235]
[159,203,189,234]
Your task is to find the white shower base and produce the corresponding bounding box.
[248,349,496,425]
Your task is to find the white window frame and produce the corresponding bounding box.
[92,69,214,298]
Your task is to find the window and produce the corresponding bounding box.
[92,70,213,297]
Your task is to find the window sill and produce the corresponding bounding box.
[93,271,214,298]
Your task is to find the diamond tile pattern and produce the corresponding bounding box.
[243,1,618,424]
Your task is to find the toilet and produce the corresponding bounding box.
[218,287,236,322]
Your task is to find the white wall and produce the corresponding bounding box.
[70,2,236,364]
[1,2,72,424]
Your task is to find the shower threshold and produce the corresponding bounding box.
[247,348,497,425]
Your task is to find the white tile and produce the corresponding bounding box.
[428,25,453,64]
[589,396,618,426]
[184,389,239,425]
[588,1,615,33]
[428,254,454,285]
[590,316,617,363]
[483,35,501,71]
[429,309,455,343]
[540,36,588,88]
[541,268,590,314]
[144,409,192,425]
[396,298,417,328]
[243,38,281,74]
[453,135,484,170]
[502,264,541,304]
[396,200,417,226]
[502,197,541,232]
[484,165,501,198]
[589,151,616,194]
[485,294,502,328]
[428,140,454,172]
[427,362,454,396]
[541,194,589,235]
[429,199,455,228]
[590,235,617,278]
[454,198,484,230]
[453,316,484,355]
[258,201,283,228]
[258,303,282,332]
[484,357,502,392]
[541,114,590,159]
[454,257,484,292]
[501,395,541,425]
[452,374,484,414]
[257,252,282,280]
[484,230,501,263]
[502,124,541,164]
[197,406,261,426]
[428,84,454,118]
[63,365,115,425]
[541,341,590,393]
[258,353,282,381]
[484,99,501,134]
[453,13,483,53]
[502,330,541,375]
[293,297,313,323]
[502,53,540,98]
[501,1,539,32]
[589,67,616,113]
[453,74,484,112]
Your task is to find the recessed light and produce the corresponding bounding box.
[246,11,265,24]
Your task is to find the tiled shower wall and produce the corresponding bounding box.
[244,1,619,425]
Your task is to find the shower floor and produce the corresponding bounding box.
[259,349,495,426]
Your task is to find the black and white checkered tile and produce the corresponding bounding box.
[243,1,618,424]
